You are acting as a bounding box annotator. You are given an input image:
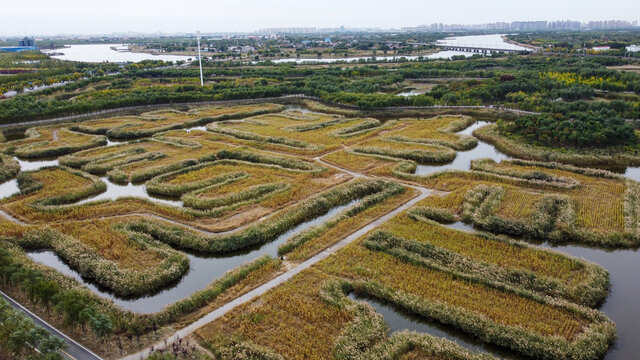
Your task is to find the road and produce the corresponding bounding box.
[0,290,103,360]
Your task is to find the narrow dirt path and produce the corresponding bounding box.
[121,186,430,360]
[1,117,445,360]
[0,209,28,226]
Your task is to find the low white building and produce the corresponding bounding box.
[627,45,640,53]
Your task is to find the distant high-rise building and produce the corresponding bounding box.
[511,21,548,31]
[18,37,36,47]
[257,27,317,35]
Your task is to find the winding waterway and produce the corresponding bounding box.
[0,180,19,201]
[2,114,639,358]
[76,177,183,207]
[536,243,640,360]
[414,121,510,175]
[27,199,359,313]
[0,157,60,200]
[349,293,525,360]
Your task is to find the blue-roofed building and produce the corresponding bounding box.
[0,37,38,53]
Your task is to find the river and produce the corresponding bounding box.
[43,44,194,63]
[269,50,473,64]
[435,34,530,52]
[41,34,523,65]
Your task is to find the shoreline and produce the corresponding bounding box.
[128,45,440,62]
[501,35,537,50]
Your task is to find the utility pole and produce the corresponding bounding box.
[197,30,204,86]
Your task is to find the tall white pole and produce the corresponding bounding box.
[197,31,204,86]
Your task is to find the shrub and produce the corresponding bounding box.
[183,182,290,210]
[476,124,640,166]
[408,206,456,224]
[470,159,582,189]
[12,129,107,159]
[498,111,636,148]
[216,149,324,172]
[385,115,478,151]
[121,179,391,254]
[278,182,405,255]
[73,104,285,139]
[364,230,608,307]
[147,165,247,197]
[17,166,107,209]
[0,240,274,338]
[353,280,613,360]
[0,154,19,183]
[285,118,345,132]
[353,140,456,164]
[332,118,382,137]
[208,125,318,150]
[11,227,189,297]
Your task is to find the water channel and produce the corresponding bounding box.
[349,293,525,360]
[76,177,183,207]
[434,221,640,360]
[0,158,60,200]
[414,121,510,176]
[27,199,359,313]
[1,114,639,358]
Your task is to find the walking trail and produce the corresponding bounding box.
[121,186,430,360]
[0,125,438,360]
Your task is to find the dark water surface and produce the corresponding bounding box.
[27,200,359,313]
[441,220,640,360]
[536,243,640,360]
[349,293,527,360]
[8,118,640,358]
[76,177,183,207]
[414,121,511,176]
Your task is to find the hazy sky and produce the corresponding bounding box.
[2,0,639,36]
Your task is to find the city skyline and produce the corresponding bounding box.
[2,19,639,39]
[1,0,639,36]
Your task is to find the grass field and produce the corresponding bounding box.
[0,105,624,359]
[324,147,633,246]
[207,112,387,155]
[0,127,106,158]
[383,115,477,150]
[71,103,284,138]
[196,226,613,359]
